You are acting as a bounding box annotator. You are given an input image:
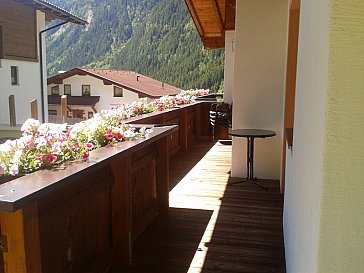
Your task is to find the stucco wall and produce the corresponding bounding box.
[0,59,42,125]
[223,30,235,104]
[284,1,364,272]
[231,0,288,179]
[283,0,330,272]
[317,1,364,271]
[47,74,140,114]
[38,11,48,123]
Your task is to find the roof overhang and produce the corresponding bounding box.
[184,0,235,49]
[14,0,87,25]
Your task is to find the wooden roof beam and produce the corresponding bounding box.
[184,0,204,37]
[225,0,236,30]
[211,0,224,34]
[202,36,225,49]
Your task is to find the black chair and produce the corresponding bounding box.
[209,102,232,142]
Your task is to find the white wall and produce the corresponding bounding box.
[0,11,45,125]
[47,74,140,116]
[0,59,42,125]
[283,0,330,272]
[223,31,235,104]
[231,0,288,179]
[38,11,48,123]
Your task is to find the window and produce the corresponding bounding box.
[48,110,57,116]
[88,112,94,119]
[114,86,123,97]
[11,66,19,85]
[82,85,91,96]
[64,84,71,95]
[51,85,60,95]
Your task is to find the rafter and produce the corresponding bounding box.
[184,0,204,37]
[211,0,224,34]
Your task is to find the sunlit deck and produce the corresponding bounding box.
[111,140,285,273]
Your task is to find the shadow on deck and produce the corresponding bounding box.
[112,140,285,273]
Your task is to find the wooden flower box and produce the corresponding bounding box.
[0,126,177,273]
[0,101,214,273]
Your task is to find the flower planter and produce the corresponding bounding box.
[0,126,176,273]
[0,100,214,272]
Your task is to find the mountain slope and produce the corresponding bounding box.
[46,0,224,92]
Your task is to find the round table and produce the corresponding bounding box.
[229,129,276,190]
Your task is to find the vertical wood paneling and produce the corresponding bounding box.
[131,150,158,241]
[0,0,37,60]
[37,167,113,273]
[111,157,132,266]
[156,136,169,215]
[0,203,42,273]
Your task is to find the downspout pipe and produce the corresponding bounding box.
[39,20,69,123]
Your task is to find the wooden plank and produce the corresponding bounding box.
[211,0,223,34]
[156,136,169,215]
[0,0,37,60]
[111,157,132,267]
[30,99,38,120]
[181,109,188,151]
[61,95,67,123]
[184,0,204,36]
[37,167,113,273]
[0,203,42,273]
[225,0,236,30]
[195,104,202,140]
[120,141,285,273]
[8,95,16,127]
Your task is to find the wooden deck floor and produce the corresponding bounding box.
[112,140,285,273]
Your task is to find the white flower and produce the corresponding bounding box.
[0,141,13,153]
[35,137,47,149]
[21,119,40,136]
[9,164,19,176]
[12,150,23,165]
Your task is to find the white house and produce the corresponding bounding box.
[47,68,181,120]
[0,0,86,127]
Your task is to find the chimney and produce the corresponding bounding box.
[162,82,164,89]
[136,74,140,81]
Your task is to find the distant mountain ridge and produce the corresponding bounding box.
[46,0,224,92]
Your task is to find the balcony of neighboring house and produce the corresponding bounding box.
[47,94,100,123]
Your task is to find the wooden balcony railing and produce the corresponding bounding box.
[0,101,216,273]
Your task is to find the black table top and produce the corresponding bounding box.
[229,129,276,138]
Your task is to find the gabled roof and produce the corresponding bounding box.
[14,0,87,25]
[184,0,236,49]
[47,68,181,98]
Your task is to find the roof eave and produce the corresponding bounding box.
[16,0,87,25]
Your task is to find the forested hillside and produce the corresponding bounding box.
[46,0,224,92]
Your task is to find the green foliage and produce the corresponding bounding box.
[46,0,224,92]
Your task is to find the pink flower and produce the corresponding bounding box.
[115,132,124,141]
[85,143,94,150]
[82,152,89,159]
[105,134,115,142]
[44,154,57,164]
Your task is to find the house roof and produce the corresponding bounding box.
[184,0,236,49]
[14,0,87,25]
[47,68,181,98]
[48,95,100,106]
